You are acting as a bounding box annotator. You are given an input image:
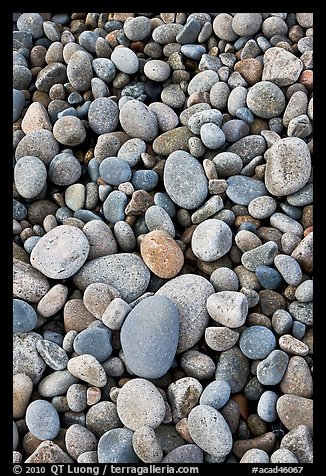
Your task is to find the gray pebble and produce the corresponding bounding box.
[30,225,90,279]
[288,114,312,139]
[292,321,306,339]
[14,156,47,199]
[148,102,179,132]
[199,380,231,410]
[248,196,277,219]
[191,196,224,224]
[91,77,109,99]
[157,274,214,353]
[65,184,85,211]
[215,346,250,392]
[287,183,313,207]
[227,134,266,165]
[272,309,293,336]
[188,70,219,95]
[163,445,203,463]
[232,13,262,36]
[213,13,238,41]
[256,350,289,385]
[13,259,50,303]
[38,370,78,397]
[181,350,215,380]
[13,89,25,121]
[270,449,299,464]
[226,175,267,206]
[35,63,68,92]
[99,157,131,186]
[161,84,185,108]
[13,299,37,333]
[88,98,119,135]
[102,356,125,377]
[73,253,150,303]
[288,301,313,326]
[239,326,276,359]
[113,221,136,252]
[13,332,46,384]
[210,267,239,292]
[132,426,163,463]
[13,422,18,450]
[17,13,44,39]
[36,339,68,371]
[68,354,107,387]
[188,405,233,458]
[181,44,206,60]
[283,91,308,128]
[257,390,278,422]
[154,192,177,218]
[207,291,248,328]
[132,170,158,191]
[49,151,82,186]
[66,384,87,412]
[247,81,285,119]
[103,191,127,224]
[102,297,131,330]
[192,219,232,262]
[188,109,222,134]
[210,82,230,110]
[270,212,303,236]
[152,24,183,44]
[167,377,202,421]
[13,199,27,221]
[73,326,112,363]
[295,280,313,303]
[144,60,170,82]
[124,16,151,41]
[92,58,116,83]
[82,220,117,260]
[86,401,122,437]
[200,123,225,149]
[164,150,208,209]
[119,99,158,142]
[15,130,59,165]
[241,241,278,272]
[236,107,255,124]
[213,152,242,178]
[118,138,146,167]
[145,205,175,237]
[111,46,139,74]
[240,449,270,463]
[98,428,139,463]
[176,18,201,44]
[274,254,303,286]
[53,116,86,146]
[26,400,60,440]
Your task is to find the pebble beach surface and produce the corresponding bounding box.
[13,12,313,464]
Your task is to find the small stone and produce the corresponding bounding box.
[248,196,277,220]
[277,395,313,433]
[53,116,86,146]
[240,449,270,463]
[247,81,285,119]
[17,13,44,38]
[21,102,52,134]
[262,47,303,86]
[279,335,309,356]
[270,449,299,464]
[187,70,219,96]
[26,400,60,440]
[280,356,313,398]
[240,326,276,359]
[226,175,267,206]
[14,156,47,199]
[25,441,73,463]
[132,426,163,463]
[15,130,59,166]
[36,340,68,371]
[256,350,289,385]
[257,390,278,422]
[65,424,97,460]
[280,425,313,463]
[188,405,233,458]
[205,327,239,352]
[215,346,250,393]
[13,373,33,419]
[241,241,278,272]
[199,380,231,410]
[227,134,266,165]
[274,254,303,286]
[98,428,139,463]
[200,123,225,150]
[163,444,203,463]
[213,14,238,42]
[73,325,112,363]
[255,265,282,290]
[111,46,139,74]
[210,267,239,292]
[191,219,232,262]
[181,350,215,381]
[232,13,262,36]
[233,432,276,458]
[67,355,107,387]
[35,63,68,93]
[295,280,313,303]
[86,401,122,437]
[13,299,37,333]
[117,378,165,430]
[120,99,158,142]
[13,259,50,303]
[206,291,248,328]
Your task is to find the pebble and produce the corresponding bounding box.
[120,99,158,142]
[199,380,231,410]
[65,184,85,211]
[14,156,47,199]
[191,219,232,262]
[17,13,44,39]
[167,376,202,422]
[25,441,73,463]
[240,449,270,463]
[35,63,68,93]
[148,103,179,133]
[246,81,285,118]
[157,274,214,353]
[102,298,131,331]
[262,47,303,86]
[99,157,131,186]
[207,291,248,328]
[13,373,33,419]
[295,280,313,303]
[111,47,139,74]
[276,395,313,433]
[53,116,86,146]
[280,425,313,463]
[13,259,50,303]
[140,230,184,279]
[176,18,201,44]
[83,282,120,319]
[65,424,97,460]
[26,400,60,440]
[30,225,89,279]
[92,58,116,84]
[212,152,242,178]
[274,254,302,286]
[279,334,309,356]
[210,267,239,292]
[73,325,112,363]
[228,134,266,165]
[241,241,278,272]
[64,299,97,332]
[256,350,289,385]
[239,326,276,359]
[13,298,37,333]
[88,98,119,135]
[48,151,82,186]
[215,346,250,393]
[120,295,179,379]
[205,326,239,351]
[163,150,207,209]
[200,123,225,149]
[113,222,136,253]
[270,212,303,236]
[36,340,68,371]
[13,88,25,121]
[145,205,175,237]
[188,405,233,458]
[118,138,146,166]
[163,445,203,463]
[233,432,276,458]
[270,449,299,464]
[181,350,215,380]
[265,137,311,196]
[291,232,313,274]
[66,384,87,412]
[248,196,277,219]
[257,390,278,422]
[280,356,313,398]
[98,428,139,463]
[213,14,238,42]
[38,370,78,397]
[132,170,159,191]
[117,378,165,430]
[68,355,107,387]
[83,220,118,261]
[287,183,313,208]
[132,426,163,463]
[86,401,122,437]
[255,265,282,290]
[15,129,59,166]
[144,60,171,82]
[226,175,267,206]
[232,13,263,36]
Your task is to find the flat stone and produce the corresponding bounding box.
[36,340,68,371]
[279,335,309,356]
[157,274,214,353]
[239,326,276,359]
[257,390,278,422]
[26,400,60,440]
[205,326,239,351]
[180,350,215,381]
[98,428,139,463]
[277,395,313,433]
[38,370,79,397]
[67,355,107,387]
[262,47,303,86]
[257,350,289,385]
[226,175,267,206]
[53,116,86,146]
[215,346,250,393]
[227,135,266,165]
[152,127,193,156]
[132,426,163,463]
[86,401,122,437]
[241,241,278,272]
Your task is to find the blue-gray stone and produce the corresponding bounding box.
[57,107,78,118]
[13,89,25,122]
[162,444,203,463]
[238,222,257,232]
[132,170,158,191]
[13,30,33,51]
[13,51,28,67]
[105,21,123,33]
[88,97,119,135]
[103,191,127,223]
[78,30,99,53]
[49,151,82,187]
[120,295,179,379]
[56,207,73,224]
[99,157,132,186]
[17,13,44,38]
[235,107,255,124]
[288,301,313,326]
[88,157,100,183]
[154,192,177,218]
[287,183,313,207]
[36,339,69,371]
[121,81,145,99]
[98,428,139,463]
[164,150,208,210]
[73,326,112,363]
[257,391,278,423]
[215,346,250,393]
[25,400,60,440]
[51,13,70,25]
[226,175,268,205]
[272,310,293,336]
[292,321,306,339]
[239,326,276,360]
[68,92,83,105]
[13,65,32,90]
[145,205,175,237]
[181,44,206,60]
[24,236,41,254]
[76,101,92,120]
[43,331,64,347]
[256,350,289,385]
[13,199,27,221]
[199,380,231,410]
[133,217,149,238]
[227,135,266,165]
[256,265,282,290]
[279,203,302,221]
[74,210,103,222]
[13,299,37,333]
[92,58,116,83]
[176,18,202,44]
[222,119,249,143]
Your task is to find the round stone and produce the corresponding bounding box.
[132,170,159,191]
[117,138,146,167]
[145,205,175,237]
[30,225,90,279]
[257,350,289,385]
[221,119,249,143]
[73,326,112,363]
[120,295,179,379]
[265,138,311,196]
[248,196,277,219]
[215,346,250,393]
[49,151,82,186]
[13,259,50,304]
[119,100,158,142]
[53,116,86,146]
[103,191,127,224]
[270,449,299,464]
[13,88,25,121]
[276,395,313,433]
[67,354,107,387]
[65,184,86,211]
[99,157,131,186]
[255,265,282,290]
[247,81,286,119]
[257,391,279,422]
[13,299,37,333]
[15,130,59,165]
[191,219,232,262]
[98,428,139,463]
[213,14,238,41]
[200,123,225,149]
[36,340,68,371]
[140,230,184,279]
[274,254,303,286]
[92,58,116,84]
[144,60,171,82]
[240,449,270,464]
[88,98,119,135]
[226,175,267,206]
[17,13,44,39]
[210,267,239,292]
[280,356,313,398]
[66,51,93,92]
[83,221,117,260]
[205,326,239,352]
[65,424,97,460]
[213,152,242,178]
[124,16,151,41]
[210,82,230,110]
[162,445,203,463]
[117,378,165,430]
[86,401,122,437]
[188,70,219,96]
[232,13,262,36]
[73,253,150,303]
[188,405,233,458]
[207,291,248,328]
[83,283,120,319]
[157,274,214,353]
[295,280,313,303]
[14,156,47,199]
[26,400,60,440]
[132,426,163,463]
[13,373,34,419]
[199,380,231,410]
[111,47,139,74]
[38,370,78,398]
[239,326,276,359]
[180,350,215,380]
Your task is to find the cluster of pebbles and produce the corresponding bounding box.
[13,12,313,464]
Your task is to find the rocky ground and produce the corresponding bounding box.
[13,12,313,464]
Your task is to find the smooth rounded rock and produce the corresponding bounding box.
[226,175,267,206]
[13,259,50,303]
[111,47,139,74]
[240,449,270,463]
[205,327,239,352]
[49,151,82,186]
[270,449,299,464]
[280,356,313,398]
[239,326,276,359]
[38,370,78,397]
[180,350,215,381]
[232,13,262,36]
[192,219,232,262]
[144,60,171,82]
[73,326,112,363]
[207,291,248,328]
[13,299,37,333]
[65,424,97,460]
[257,350,289,386]
[215,346,250,393]
[14,156,47,199]
[162,445,203,463]
[36,340,68,371]
[257,391,278,422]
[199,380,231,410]
[99,157,131,186]
[13,373,34,419]
[120,295,179,379]
[67,355,107,387]
[15,130,59,165]
[88,98,119,135]
[119,100,158,142]
[274,254,303,286]
[262,47,303,87]
[53,116,86,146]
[86,401,122,437]
[276,395,313,433]
[13,332,47,384]
[247,81,285,119]
[132,426,163,463]
[26,400,60,440]
[98,428,139,463]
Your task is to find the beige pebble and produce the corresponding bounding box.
[37,284,68,317]
[13,258,50,303]
[277,394,313,433]
[83,282,120,319]
[13,373,33,418]
[64,299,97,332]
[21,102,52,134]
[279,334,309,356]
